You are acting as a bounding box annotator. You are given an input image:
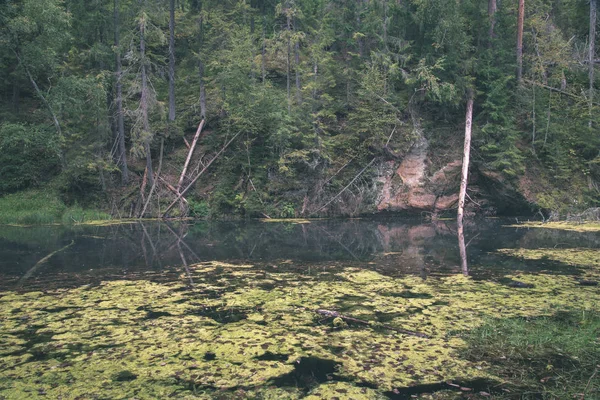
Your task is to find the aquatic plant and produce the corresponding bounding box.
[0,261,598,399]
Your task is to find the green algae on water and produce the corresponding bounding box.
[506,221,600,232]
[1,261,599,399]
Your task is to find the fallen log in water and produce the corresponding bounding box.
[315,309,430,338]
[18,240,75,286]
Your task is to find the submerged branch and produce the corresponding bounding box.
[18,241,75,286]
[315,309,430,338]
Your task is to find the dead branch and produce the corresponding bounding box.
[158,176,188,204]
[162,131,242,217]
[140,138,164,217]
[178,119,205,191]
[18,241,75,286]
[315,309,430,338]
[312,158,376,215]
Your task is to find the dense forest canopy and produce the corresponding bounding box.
[0,0,599,219]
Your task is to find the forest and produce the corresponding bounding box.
[1,0,599,222]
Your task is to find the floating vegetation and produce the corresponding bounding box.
[260,218,313,224]
[506,221,600,232]
[1,261,599,399]
[498,248,600,279]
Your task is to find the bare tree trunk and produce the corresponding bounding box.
[286,12,292,112]
[356,0,364,57]
[261,1,266,83]
[140,138,164,218]
[168,0,176,122]
[198,11,206,119]
[162,131,242,217]
[114,0,129,184]
[295,40,301,104]
[177,119,205,191]
[140,15,154,188]
[488,0,497,41]
[313,59,320,147]
[294,19,301,105]
[457,90,474,224]
[590,0,596,128]
[517,0,525,84]
[16,53,66,168]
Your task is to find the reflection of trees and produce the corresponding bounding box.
[11,218,600,291]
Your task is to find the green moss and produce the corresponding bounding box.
[506,221,600,232]
[498,248,600,278]
[1,262,599,399]
[260,218,313,224]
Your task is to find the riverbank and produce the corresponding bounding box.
[0,190,111,226]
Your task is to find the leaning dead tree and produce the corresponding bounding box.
[457,89,474,224]
[457,89,474,277]
[162,130,242,217]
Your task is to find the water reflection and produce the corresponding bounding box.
[457,219,469,276]
[1,218,599,291]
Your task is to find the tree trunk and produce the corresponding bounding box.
[261,1,266,83]
[16,52,66,168]
[114,0,129,184]
[356,0,364,57]
[140,15,154,188]
[198,11,206,119]
[286,12,292,112]
[517,0,525,84]
[294,20,301,104]
[488,0,497,41]
[168,0,176,122]
[177,119,205,191]
[457,90,474,224]
[590,0,596,128]
[295,40,301,104]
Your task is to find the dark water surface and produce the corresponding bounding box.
[1,218,599,291]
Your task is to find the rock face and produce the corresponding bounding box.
[376,137,461,213]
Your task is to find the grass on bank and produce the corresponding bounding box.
[0,190,111,225]
[460,310,600,399]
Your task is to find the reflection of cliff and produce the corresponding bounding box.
[373,222,458,275]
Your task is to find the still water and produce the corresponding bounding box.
[1,218,598,290]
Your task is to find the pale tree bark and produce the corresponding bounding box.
[295,39,301,104]
[457,89,474,225]
[590,0,596,128]
[286,9,292,112]
[140,15,155,188]
[177,119,205,191]
[114,0,129,184]
[168,0,176,122]
[517,0,525,84]
[294,19,301,104]
[488,0,497,41]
